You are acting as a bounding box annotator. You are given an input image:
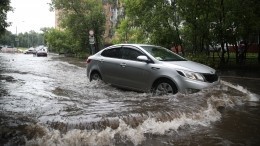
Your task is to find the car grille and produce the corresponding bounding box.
[202,73,219,83]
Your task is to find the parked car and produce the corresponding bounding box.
[86,44,219,95]
[24,47,35,54]
[36,48,47,57]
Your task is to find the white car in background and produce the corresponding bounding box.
[24,47,35,54]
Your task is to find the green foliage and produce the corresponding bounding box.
[186,53,219,69]
[112,17,147,44]
[21,31,44,47]
[0,0,12,35]
[119,0,183,48]
[44,28,79,54]
[178,0,260,49]
[50,0,106,55]
[44,0,259,64]
[0,31,14,46]
[0,30,45,48]
[114,0,260,64]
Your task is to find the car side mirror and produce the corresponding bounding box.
[137,55,150,63]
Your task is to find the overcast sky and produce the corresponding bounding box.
[7,0,55,34]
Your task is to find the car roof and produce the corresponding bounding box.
[108,44,157,48]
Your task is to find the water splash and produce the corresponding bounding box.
[24,95,225,145]
[221,80,259,102]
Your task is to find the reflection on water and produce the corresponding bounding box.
[0,53,259,146]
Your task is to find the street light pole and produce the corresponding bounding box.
[15,26,19,47]
[27,33,29,48]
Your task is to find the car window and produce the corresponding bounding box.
[141,45,186,61]
[122,47,144,61]
[101,47,122,58]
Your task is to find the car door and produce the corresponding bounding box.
[99,47,124,84]
[119,46,152,91]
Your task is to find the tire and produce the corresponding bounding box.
[90,72,101,81]
[152,79,178,95]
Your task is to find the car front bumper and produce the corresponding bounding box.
[174,75,220,93]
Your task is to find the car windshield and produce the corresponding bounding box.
[141,45,186,61]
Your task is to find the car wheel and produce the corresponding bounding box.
[90,72,101,81]
[153,79,178,95]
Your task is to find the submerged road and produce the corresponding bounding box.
[0,53,259,146]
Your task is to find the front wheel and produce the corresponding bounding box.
[152,79,178,95]
[90,72,101,81]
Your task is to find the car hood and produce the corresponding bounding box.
[162,61,216,74]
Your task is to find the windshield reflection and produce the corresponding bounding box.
[141,46,186,61]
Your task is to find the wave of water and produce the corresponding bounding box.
[221,80,259,102]
[22,81,256,146]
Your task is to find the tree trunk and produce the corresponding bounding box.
[258,43,260,63]
[225,42,229,63]
[235,43,239,64]
[258,31,260,62]
[219,0,225,64]
[220,42,225,63]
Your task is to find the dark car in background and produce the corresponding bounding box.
[86,44,219,95]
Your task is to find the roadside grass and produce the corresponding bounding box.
[17,47,28,51]
[186,52,260,70]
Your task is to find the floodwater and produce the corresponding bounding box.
[0,53,259,146]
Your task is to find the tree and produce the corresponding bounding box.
[113,17,147,44]
[44,28,78,54]
[0,30,15,46]
[0,0,12,35]
[122,0,183,49]
[50,0,106,54]
[178,0,260,63]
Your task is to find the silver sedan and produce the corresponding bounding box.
[86,44,219,95]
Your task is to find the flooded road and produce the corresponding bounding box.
[0,53,259,146]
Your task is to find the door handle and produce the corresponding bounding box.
[120,63,126,67]
[151,67,160,70]
[100,59,104,63]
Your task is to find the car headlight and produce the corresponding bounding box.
[177,70,205,81]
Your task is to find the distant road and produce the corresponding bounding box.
[0,47,18,53]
